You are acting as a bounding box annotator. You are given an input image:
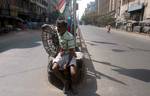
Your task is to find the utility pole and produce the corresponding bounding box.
[73,0,77,46]
[127,0,129,11]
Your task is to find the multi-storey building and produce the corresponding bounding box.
[109,0,121,17]
[95,0,150,22]
[96,0,110,16]
[25,0,48,21]
[119,0,150,22]
[0,0,11,16]
[0,0,48,21]
[0,0,48,30]
[96,0,121,17]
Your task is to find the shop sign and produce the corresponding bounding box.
[128,3,143,12]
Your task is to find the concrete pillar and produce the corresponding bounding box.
[98,0,100,15]
[109,0,112,12]
[143,0,150,19]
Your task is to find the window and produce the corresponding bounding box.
[122,0,135,5]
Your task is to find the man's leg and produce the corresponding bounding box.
[52,53,67,84]
[70,65,77,82]
[52,63,70,94]
[70,65,78,94]
[52,63,66,83]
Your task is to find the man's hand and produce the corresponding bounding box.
[70,52,77,57]
[69,48,77,57]
[60,51,64,56]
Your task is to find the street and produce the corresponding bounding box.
[79,25,150,96]
[0,26,150,96]
[1,0,150,95]
[0,30,62,96]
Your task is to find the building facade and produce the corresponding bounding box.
[95,0,150,23]
[109,0,121,18]
[0,0,48,30]
[95,0,121,18]
[0,0,11,16]
[26,0,48,21]
[96,0,110,16]
[0,0,48,21]
[118,0,150,22]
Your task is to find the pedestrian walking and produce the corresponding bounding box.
[106,24,111,33]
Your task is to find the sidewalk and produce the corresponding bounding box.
[99,27,150,41]
[112,28,150,40]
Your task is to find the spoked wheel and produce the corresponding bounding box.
[41,24,59,57]
[41,24,63,89]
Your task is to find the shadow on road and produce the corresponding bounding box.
[91,41,118,46]
[112,69,150,82]
[92,59,126,85]
[86,42,97,46]
[128,47,150,52]
[112,47,150,53]
[85,40,118,47]
[92,60,123,69]
[0,31,41,53]
[92,59,150,83]
[77,47,100,96]
[112,49,127,52]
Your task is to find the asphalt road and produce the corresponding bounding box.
[0,26,150,96]
[0,30,62,96]
[78,25,150,96]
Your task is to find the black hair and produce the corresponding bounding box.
[56,16,67,28]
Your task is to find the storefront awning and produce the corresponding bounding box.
[128,3,144,12]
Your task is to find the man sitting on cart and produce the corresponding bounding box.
[52,18,77,94]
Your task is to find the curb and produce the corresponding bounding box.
[111,28,150,41]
